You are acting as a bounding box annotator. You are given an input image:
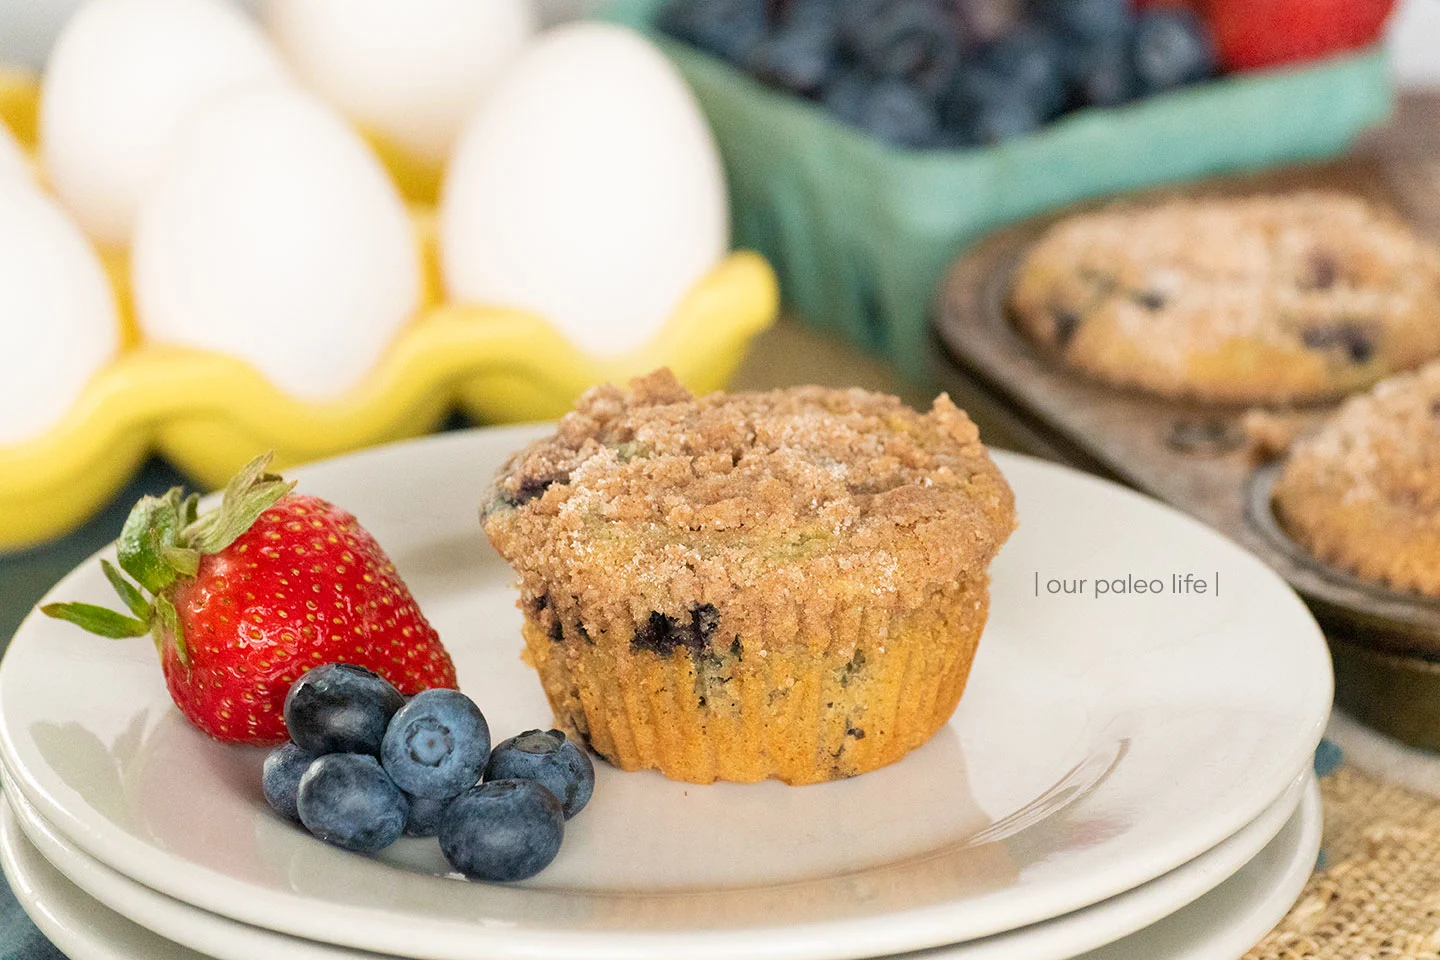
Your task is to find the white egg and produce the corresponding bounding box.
[0,181,120,445]
[131,86,422,400]
[41,0,288,246]
[262,0,535,163]
[440,23,728,357]
[0,120,32,184]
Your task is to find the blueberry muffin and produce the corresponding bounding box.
[481,370,1016,785]
[1273,363,1440,597]
[1011,192,1440,403]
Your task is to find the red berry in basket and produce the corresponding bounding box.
[42,455,457,746]
[1204,0,1397,72]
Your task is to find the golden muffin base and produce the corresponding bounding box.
[521,578,990,786]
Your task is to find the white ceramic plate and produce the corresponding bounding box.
[0,781,1323,960]
[0,799,210,960]
[0,428,1333,960]
[1068,776,1322,960]
[0,760,1309,960]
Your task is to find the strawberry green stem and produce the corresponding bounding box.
[42,453,295,669]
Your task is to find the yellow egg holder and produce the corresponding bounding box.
[0,73,779,551]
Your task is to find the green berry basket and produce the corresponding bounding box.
[599,0,1394,378]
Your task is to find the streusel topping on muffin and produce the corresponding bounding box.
[484,369,1015,632]
[1274,362,1440,596]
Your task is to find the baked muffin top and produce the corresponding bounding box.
[1010,191,1440,403]
[482,370,1016,624]
[1274,362,1440,596]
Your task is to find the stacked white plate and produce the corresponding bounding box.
[0,427,1332,960]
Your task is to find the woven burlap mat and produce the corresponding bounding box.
[1244,766,1440,959]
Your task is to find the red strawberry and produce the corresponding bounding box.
[1204,0,1396,72]
[44,455,457,746]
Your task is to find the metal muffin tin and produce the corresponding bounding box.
[930,159,1440,749]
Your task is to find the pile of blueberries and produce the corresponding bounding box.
[659,0,1217,148]
[262,663,594,883]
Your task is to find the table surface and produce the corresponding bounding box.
[6,94,1440,960]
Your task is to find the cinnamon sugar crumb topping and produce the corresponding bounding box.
[483,371,1016,635]
[1282,363,1440,513]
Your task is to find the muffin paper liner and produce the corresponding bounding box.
[522,578,989,785]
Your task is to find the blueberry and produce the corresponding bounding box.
[1301,324,1374,364]
[262,742,316,823]
[1032,0,1131,41]
[485,730,596,820]
[1131,7,1215,94]
[403,794,452,838]
[1129,289,1166,311]
[823,69,873,127]
[439,780,565,883]
[929,125,978,150]
[970,25,1068,119]
[836,0,891,36]
[381,689,491,799]
[750,18,841,95]
[972,95,1046,143]
[1314,739,1344,778]
[630,604,721,657]
[1306,252,1339,291]
[858,78,941,148]
[296,754,408,854]
[843,0,963,98]
[786,0,850,28]
[938,63,1054,144]
[658,0,770,66]
[499,474,564,509]
[283,663,405,758]
[1064,35,1138,108]
[1051,307,1082,346]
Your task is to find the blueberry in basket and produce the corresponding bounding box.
[260,663,593,881]
[1064,33,1138,109]
[842,0,963,98]
[856,78,942,148]
[1132,6,1216,95]
[658,0,1219,148]
[1031,0,1129,41]
[966,25,1069,118]
[656,0,769,66]
[941,24,1068,144]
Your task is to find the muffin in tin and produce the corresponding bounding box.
[1011,192,1440,404]
[482,370,1016,785]
[1274,362,1440,597]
